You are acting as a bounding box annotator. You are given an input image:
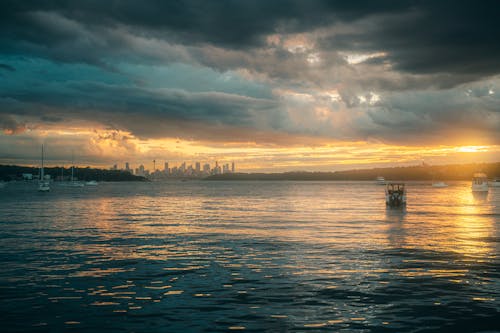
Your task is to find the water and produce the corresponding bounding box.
[0,181,499,332]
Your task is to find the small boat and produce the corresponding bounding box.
[489,178,500,187]
[376,176,386,185]
[0,181,6,188]
[38,145,50,192]
[432,181,448,188]
[471,173,488,192]
[385,183,406,207]
[85,180,98,186]
[67,152,84,187]
[67,181,85,187]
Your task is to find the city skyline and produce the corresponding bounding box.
[112,160,236,177]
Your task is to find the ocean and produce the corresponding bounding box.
[0,181,498,332]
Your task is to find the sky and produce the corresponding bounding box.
[1,0,499,172]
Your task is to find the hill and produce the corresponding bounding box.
[0,165,146,182]
[205,162,500,181]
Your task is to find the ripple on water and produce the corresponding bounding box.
[0,181,498,331]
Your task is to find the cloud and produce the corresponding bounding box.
[0,0,499,164]
[0,63,15,72]
[0,114,28,135]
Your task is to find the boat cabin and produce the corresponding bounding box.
[385,183,406,207]
[472,173,488,192]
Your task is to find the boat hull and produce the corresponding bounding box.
[471,184,488,192]
[38,182,50,192]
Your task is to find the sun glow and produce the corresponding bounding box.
[455,146,489,153]
[1,125,499,172]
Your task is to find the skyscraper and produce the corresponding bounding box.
[203,163,210,174]
[231,162,235,173]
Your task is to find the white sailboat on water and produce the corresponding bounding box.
[68,151,84,187]
[38,145,50,192]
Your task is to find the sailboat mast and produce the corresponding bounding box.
[41,144,44,180]
[71,151,74,182]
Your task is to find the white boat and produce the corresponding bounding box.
[67,152,84,187]
[85,180,98,186]
[38,145,50,192]
[67,181,85,187]
[376,176,386,185]
[385,183,406,207]
[489,178,500,187]
[432,181,448,188]
[471,173,488,192]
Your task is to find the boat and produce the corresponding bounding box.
[0,181,6,188]
[85,180,98,186]
[38,145,50,192]
[432,181,448,188]
[385,183,406,207]
[471,173,488,192]
[68,152,84,187]
[376,176,386,185]
[489,178,500,187]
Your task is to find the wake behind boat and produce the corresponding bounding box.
[432,181,448,188]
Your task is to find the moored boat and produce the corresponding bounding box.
[38,145,50,192]
[432,181,448,188]
[385,183,406,207]
[471,173,488,192]
[376,176,386,185]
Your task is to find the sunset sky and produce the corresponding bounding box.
[1,1,499,172]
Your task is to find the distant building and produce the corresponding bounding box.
[137,164,145,176]
[231,162,235,173]
[195,162,201,173]
[125,162,130,172]
[203,163,210,174]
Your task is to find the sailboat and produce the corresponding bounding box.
[68,152,84,187]
[38,145,50,192]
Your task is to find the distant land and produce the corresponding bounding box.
[0,165,146,182]
[205,162,500,181]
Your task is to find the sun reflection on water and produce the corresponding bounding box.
[0,181,498,331]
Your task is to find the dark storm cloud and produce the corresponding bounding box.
[0,64,15,72]
[321,1,500,79]
[1,0,500,148]
[0,1,409,47]
[0,81,284,139]
[2,0,499,79]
